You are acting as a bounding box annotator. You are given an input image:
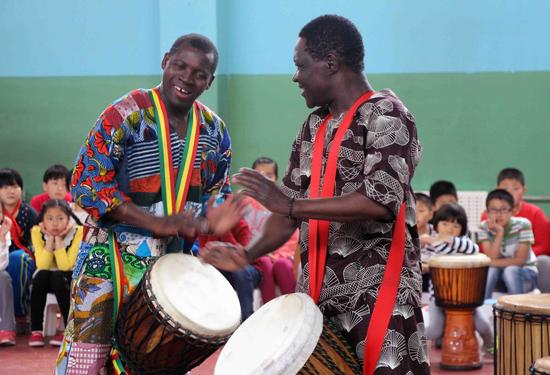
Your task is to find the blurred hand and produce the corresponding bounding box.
[199,241,249,271]
[419,234,436,247]
[233,168,290,215]
[205,195,247,236]
[0,216,12,243]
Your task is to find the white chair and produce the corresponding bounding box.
[43,293,64,336]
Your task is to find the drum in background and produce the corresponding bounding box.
[531,357,550,375]
[215,293,361,375]
[429,253,491,370]
[495,294,550,375]
[115,253,242,375]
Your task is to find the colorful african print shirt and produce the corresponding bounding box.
[281,89,423,318]
[71,88,231,257]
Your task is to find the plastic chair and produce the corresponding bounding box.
[43,293,64,336]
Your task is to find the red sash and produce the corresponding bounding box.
[307,91,407,375]
[5,201,34,259]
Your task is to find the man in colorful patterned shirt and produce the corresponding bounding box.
[56,34,244,374]
[201,15,429,374]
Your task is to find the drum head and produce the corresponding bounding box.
[215,293,323,375]
[496,293,550,315]
[150,254,241,337]
[533,357,550,372]
[428,253,490,268]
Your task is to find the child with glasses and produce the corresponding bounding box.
[480,189,538,299]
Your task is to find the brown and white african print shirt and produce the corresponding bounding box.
[281,89,423,319]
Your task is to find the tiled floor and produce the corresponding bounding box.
[0,335,494,374]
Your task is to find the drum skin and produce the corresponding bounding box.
[531,356,550,374]
[115,254,240,375]
[495,294,550,375]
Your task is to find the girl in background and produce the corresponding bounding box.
[244,157,298,303]
[29,200,83,347]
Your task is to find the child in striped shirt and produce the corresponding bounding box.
[480,189,537,299]
[424,203,493,352]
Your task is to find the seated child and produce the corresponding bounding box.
[480,189,537,299]
[0,203,16,346]
[0,168,37,322]
[415,193,435,292]
[29,200,83,347]
[244,157,298,303]
[429,180,458,213]
[481,168,550,292]
[30,164,72,214]
[424,203,493,352]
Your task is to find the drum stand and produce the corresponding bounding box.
[441,307,482,370]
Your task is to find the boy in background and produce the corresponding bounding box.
[480,189,537,298]
[481,168,550,292]
[429,180,458,213]
[30,164,72,213]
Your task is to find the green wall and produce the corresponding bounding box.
[1,72,549,214]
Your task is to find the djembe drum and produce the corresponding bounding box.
[531,357,550,374]
[215,293,361,375]
[115,253,242,375]
[429,253,491,370]
[494,294,550,375]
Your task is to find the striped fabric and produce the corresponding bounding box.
[71,88,232,221]
[425,235,479,256]
[478,216,537,271]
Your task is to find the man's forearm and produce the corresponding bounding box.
[247,214,298,262]
[107,202,163,233]
[291,192,392,222]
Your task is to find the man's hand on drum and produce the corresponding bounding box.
[199,241,249,271]
[233,168,290,215]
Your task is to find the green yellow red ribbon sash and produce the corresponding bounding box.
[108,231,131,374]
[149,88,201,216]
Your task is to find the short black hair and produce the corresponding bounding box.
[415,192,432,209]
[486,189,514,209]
[0,168,23,189]
[497,168,525,186]
[38,199,82,226]
[43,164,70,184]
[252,157,278,179]
[169,34,219,74]
[429,180,457,204]
[432,203,468,237]
[299,15,364,73]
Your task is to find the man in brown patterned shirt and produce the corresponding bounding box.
[201,15,429,374]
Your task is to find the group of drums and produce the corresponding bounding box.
[429,254,550,375]
[113,252,550,375]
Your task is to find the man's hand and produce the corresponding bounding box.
[152,212,199,238]
[205,195,247,236]
[233,168,290,215]
[199,241,249,271]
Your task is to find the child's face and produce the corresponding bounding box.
[43,178,68,200]
[436,220,462,236]
[415,201,433,228]
[253,163,277,183]
[434,194,458,211]
[497,178,525,210]
[486,198,513,227]
[43,206,70,236]
[0,184,22,207]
